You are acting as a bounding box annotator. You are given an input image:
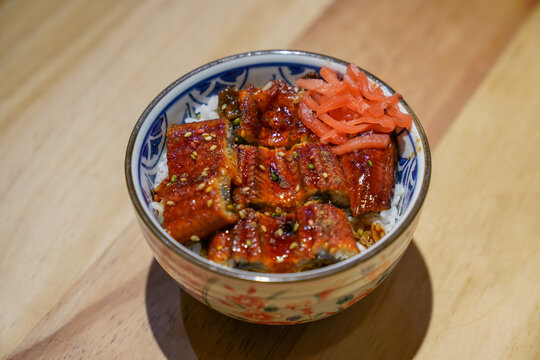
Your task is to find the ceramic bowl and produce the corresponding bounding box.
[125,50,431,324]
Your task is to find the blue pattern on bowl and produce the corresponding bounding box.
[137,63,418,221]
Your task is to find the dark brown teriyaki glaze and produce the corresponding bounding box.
[208,203,359,272]
[154,119,237,243]
[339,134,397,216]
[233,80,313,147]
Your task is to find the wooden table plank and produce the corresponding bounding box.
[2,0,539,358]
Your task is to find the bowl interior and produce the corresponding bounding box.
[127,50,430,281]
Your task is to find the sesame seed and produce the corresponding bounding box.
[308,219,314,226]
[292,151,298,159]
[197,183,205,190]
[278,151,286,157]
[261,225,267,232]
[191,153,196,160]
[190,235,200,242]
[275,207,282,214]
[322,172,328,178]
[184,131,192,137]
[207,199,213,207]
[238,210,246,219]
[204,136,212,141]
[240,130,246,137]
[221,103,227,110]
[307,163,315,170]
[205,186,212,193]
[241,187,250,194]
[166,201,175,206]
[180,177,187,182]
[217,245,223,250]
[367,159,373,167]
[259,164,266,171]
[209,145,217,151]
[295,184,300,192]
[293,222,299,232]
[275,228,284,236]
[233,117,241,125]
[227,204,234,210]
[289,242,298,250]
[170,174,177,182]
[210,133,216,138]
[245,240,252,247]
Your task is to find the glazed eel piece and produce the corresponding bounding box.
[154,119,238,244]
[339,135,397,216]
[208,202,359,272]
[233,142,349,211]
[218,79,315,148]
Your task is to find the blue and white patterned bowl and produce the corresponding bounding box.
[125,50,431,324]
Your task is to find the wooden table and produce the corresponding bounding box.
[2,0,539,358]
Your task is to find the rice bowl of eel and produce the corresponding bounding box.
[125,50,431,324]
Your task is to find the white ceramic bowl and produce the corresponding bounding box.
[125,50,431,324]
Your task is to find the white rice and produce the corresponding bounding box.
[366,183,405,233]
[149,200,164,224]
[150,95,405,251]
[154,151,169,187]
[183,96,220,124]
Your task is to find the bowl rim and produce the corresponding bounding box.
[125,49,431,283]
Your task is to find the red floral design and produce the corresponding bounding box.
[235,309,283,322]
[226,293,266,309]
[223,286,266,310]
[284,300,314,320]
[285,300,312,311]
[316,286,338,301]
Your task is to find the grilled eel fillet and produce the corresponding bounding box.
[155,119,238,243]
[293,142,349,206]
[220,80,314,148]
[208,203,359,272]
[233,143,349,210]
[233,144,301,210]
[339,135,397,216]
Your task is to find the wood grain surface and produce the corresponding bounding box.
[1,0,539,359]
